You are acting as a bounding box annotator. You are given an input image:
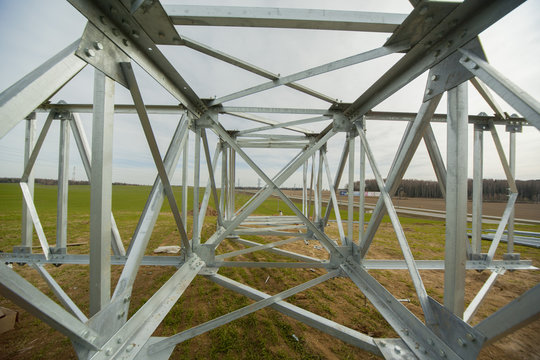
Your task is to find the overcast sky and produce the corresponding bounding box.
[0,0,539,189]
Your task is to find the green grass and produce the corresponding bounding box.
[1,183,539,360]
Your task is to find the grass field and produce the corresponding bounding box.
[1,183,539,359]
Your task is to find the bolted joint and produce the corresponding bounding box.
[332,113,353,132]
[194,110,218,128]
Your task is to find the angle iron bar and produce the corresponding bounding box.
[355,122,434,325]
[198,139,223,232]
[89,256,203,360]
[68,0,206,116]
[21,118,36,249]
[423,124,447,197]
[71,112,125,255]
[236,116,331,136]
[21,110,55,182]
[474,283,540,345]
[213,123,341,255]
[0,262,99,350]
[206,125,335,247]
[182,128,190,225]
[344,0,525,119]
[485,193,518,263]
[342,260,461,360]
[32,264,88,322]
[121,62,191,253]
[230,237,324,263]
[207,273,381,355]
[114,116,188,301]
[323,139,349,225]
[56,118,70,251]
[3,253,536,270]
[225,111,314,134]
[181,36,336,103]
[487,120,518,193]
[459,48,540,130]
[463,268,503,323]
[322,151,347,245]
[347,133,355,242]
[470,77,506,119]
[221,106,333,115]
[472,125,484,255]
[165,5,406,33]
[359,94,442,258]
[148,270,339,354]
[192,127,202,246]
[210,45,406,106]
[0,39,86,139]
[215,236,305,260]
[20,181,51,259]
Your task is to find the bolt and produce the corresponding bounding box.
[126,344,135,353]
[457,337,466,347]
[394,345,401,354]
[425,16,433,23]
[428,339,434,346]
[466,333,476,342]
[85,48,96,57]
[123,39,129,46]
[425,88,433,96]
[105,348,112,356]
[434,49,441,57]
[83,330,90,339]
[117,338,123,344]
[93,42,104,51]
[112,28,119,36]
[173,37,182,45]
[123,296,131,303]
[439,349,446,358]
[131,30,140,38]
[419,6,428,15]
[110,6,117,14]
[403,329,409,336]
[431,74,439,81]
[447,40,453,48]
[461,29,468,38]
[380,341,386,347]
[158,32,165,39]
[99,16,107,25]
[121,18,129,26]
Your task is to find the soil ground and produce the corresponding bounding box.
[1,185,539,359]
[282,190,540,221]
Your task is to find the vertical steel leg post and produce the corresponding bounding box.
[302,160,307,216]
[89,70,114,316]
[220,143,228,219]
[17,115,36,252]
[507,129,516,254]
[445,83,468,317]
[192,126,201,246]
[228,146,236,218]
[358,118,366,246]
[472,124,485,256]
[182,126,189,225]
[55,116,70,253]
[347,132,355,242]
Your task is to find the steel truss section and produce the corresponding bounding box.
[0,1,539,359]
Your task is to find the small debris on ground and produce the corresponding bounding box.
[291,334,299,342]
[265,276,270,284]
[153,245,181,254]
[313,245,322,250]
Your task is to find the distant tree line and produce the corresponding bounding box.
[0,178,136,186]
[352,178,540,202]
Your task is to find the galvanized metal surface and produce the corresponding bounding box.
[0,1,539,359]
